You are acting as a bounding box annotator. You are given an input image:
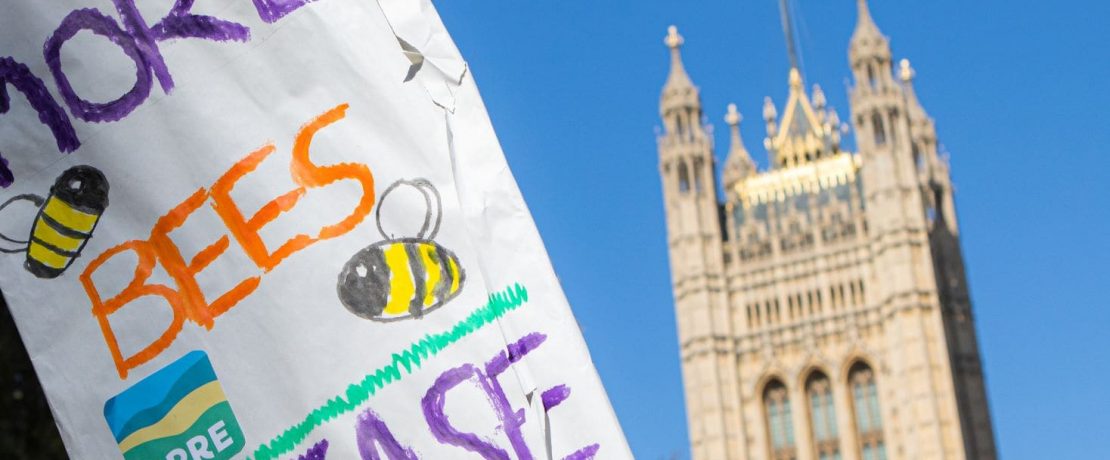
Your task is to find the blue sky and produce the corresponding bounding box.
[436,1,1110,458]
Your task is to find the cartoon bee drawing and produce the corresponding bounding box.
[0,165,109,279]
[337,178,465,322]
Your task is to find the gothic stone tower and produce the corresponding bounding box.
[656,3,996,460]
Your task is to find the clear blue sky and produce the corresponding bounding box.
[436,1,1109,458]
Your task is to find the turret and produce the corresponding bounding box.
[847,3,998,458]
[849,0,915,195]
[849,0,894,94]
[656,26,743,460]
[660,26,703,143]
[658,25,719,237]
[899,58,955,233]
[722,103,755,190]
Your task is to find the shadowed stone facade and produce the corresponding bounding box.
[656,2,996,459]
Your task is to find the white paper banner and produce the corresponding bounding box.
[0,1,631,458]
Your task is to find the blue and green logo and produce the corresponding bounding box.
[103,351,244,460]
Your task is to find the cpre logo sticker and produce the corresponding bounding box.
[103,351,244,460]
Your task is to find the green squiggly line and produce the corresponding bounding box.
[252,283,529,460]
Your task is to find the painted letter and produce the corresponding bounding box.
[562,444,600,460]
[209,144,305,272]
[289,103,375,240]
[252,0,319,24]
[212,104,374,272]
[422,364,511,460]
[150,188,260,327]
[297,440,329,460]
[482,333,548,460]
[44,8,155,122]
[0,57,80,187]
[355,409,417,460]
[82,240,186,379]
[149,0,250,43]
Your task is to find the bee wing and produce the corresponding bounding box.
[411,179,442,240]
[0,193,45,252]
[375,178,443,240]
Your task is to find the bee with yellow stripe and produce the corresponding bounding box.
[0,166,109,279]
[337,179,465,322]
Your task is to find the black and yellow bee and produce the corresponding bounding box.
[0,165,109,279]
[337,179,465,322]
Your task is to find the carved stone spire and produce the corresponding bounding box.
[763,96,778,137]
[659,26,702,140]
[851,0,883,47]
[849,0,891,67]
[812,84,827,112]
[661,26,698,112]
[723,103,755,189]
[900,59,929,122]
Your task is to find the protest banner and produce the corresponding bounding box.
[0,1,632,458]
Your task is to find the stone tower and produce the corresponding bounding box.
[656,2,996,460]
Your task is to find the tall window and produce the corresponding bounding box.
[693,159,704,193]
[677,161,690,193]
[807,372,840,460]
[686,109,697,140]
[850,362,887,460]
[913,144,926,172]
[764,380,797,460]
[871,112,887,146]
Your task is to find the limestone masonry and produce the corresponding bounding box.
[656,2,996,459]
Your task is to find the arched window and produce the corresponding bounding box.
[849,362,886,460]
[693,159,704,193]
[677,161,690,193]
[913,144,926,172]
[687,109,698,141]
[675,112,687,139]
[764,380,797,460]
[806,372,840,460]
[887,111,899,143]
[733,205,746,226]
[871,112,887,146]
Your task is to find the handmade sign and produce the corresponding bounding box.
[0,1,631,458]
